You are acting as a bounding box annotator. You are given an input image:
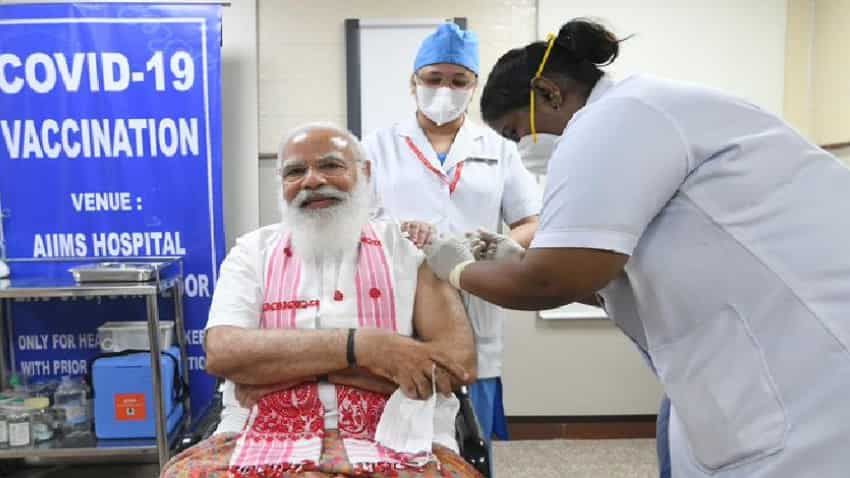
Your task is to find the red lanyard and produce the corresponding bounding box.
[404,136,464,194]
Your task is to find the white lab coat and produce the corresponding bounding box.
[532,74,850,477]
[363,116,541,378]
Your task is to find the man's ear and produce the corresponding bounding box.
[363,160,372,179]
[530,76,564,110]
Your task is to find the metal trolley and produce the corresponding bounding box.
[0,257,190,469]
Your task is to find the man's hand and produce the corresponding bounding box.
[470,228,526,261]
[423,235,474,282]
[433,366,455,397]
[400,221,434,249]
[328,367,397,396]
[355,328,468,400]
[234,379,312,408]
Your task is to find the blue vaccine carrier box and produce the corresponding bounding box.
[92,346,184,439]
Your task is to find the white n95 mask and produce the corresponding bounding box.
[518,133,560,176]
[374,387,436,461]
[416,85,473,126]
[374,366,460,461]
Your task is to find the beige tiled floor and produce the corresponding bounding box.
[5,439,659,478]
[492,439,659,478]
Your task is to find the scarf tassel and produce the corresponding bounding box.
[349,455,443,476]
[231,458,441,478]
[230,461,319,478]
[246,432,322,443]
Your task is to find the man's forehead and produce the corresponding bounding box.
[283,129,355,161]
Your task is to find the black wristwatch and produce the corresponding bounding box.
[346,328,357,367]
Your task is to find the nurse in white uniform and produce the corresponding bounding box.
[363,23,542,446]
[425,18,850,478]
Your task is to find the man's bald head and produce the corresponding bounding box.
[277,122,367,173]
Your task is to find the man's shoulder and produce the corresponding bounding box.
[232,224,284,253]
[368,218,425,267]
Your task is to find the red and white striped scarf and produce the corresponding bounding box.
[229,224,433,476]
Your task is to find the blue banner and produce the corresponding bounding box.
[0,3,225,419]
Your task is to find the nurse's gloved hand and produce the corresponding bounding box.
[474,228,525,261]
[464,231,487,260]
[424,235,474,282]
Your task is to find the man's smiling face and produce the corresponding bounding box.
[280,127,367,210]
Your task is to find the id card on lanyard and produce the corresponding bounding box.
[404,136,464,194]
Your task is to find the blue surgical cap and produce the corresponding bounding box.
[414,23,480,76]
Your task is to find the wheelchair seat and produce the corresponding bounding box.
[176,385,491,477]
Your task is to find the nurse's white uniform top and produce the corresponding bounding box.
[363,117,542,378]
[533,74,850,477]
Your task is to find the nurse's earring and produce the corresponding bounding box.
[547,89,564,111]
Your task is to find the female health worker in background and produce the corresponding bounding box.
[363,22,542,449]
[424,18,850,478]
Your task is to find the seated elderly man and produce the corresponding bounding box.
[162,123,480,478]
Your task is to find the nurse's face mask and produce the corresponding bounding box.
[518,133,560,175]
[414,67,476,126]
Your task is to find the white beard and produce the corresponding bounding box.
[279,178,372,261]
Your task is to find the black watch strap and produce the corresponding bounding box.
[346,328,357,367]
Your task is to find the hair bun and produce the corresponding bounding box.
[556,18,620,66]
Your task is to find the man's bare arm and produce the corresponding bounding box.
[328,367,397,396]
[206,323,468,395]
[412,263,477,390]
[205,326,350,385]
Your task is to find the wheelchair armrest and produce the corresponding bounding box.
[455,386,490,477]
[174,391,223,454]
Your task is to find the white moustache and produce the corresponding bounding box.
[292,186,349,208]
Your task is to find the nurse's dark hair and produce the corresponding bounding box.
[481,18,625,122]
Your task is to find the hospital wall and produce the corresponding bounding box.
[221,0,261,246]
[810,0,850,148]
[784,0,850,163]
[783,0,815,140]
